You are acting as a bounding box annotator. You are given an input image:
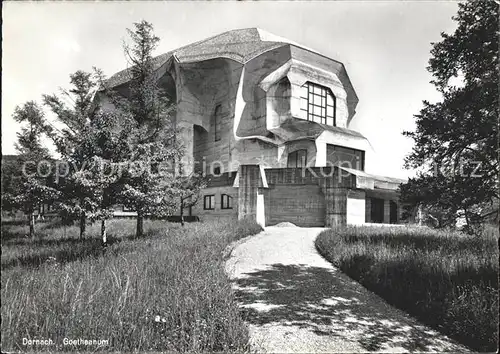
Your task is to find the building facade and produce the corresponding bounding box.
[106,28,405,227]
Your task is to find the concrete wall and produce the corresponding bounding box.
[263,166,356,227]
[347,189,366,225]
[264,184,325,227]
[192,185,238,222]
[189,165,400,227]
[175,58,243,174]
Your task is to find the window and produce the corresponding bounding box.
[300,82,336,126]
[204,195,215,210]
[287,149,307,168]
[327,144,365,171]
[214,104,222,142]
[221,194,233,209]
[275,77,291,114]
[213,166,221,175]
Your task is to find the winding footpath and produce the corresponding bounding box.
[225,226,468,353]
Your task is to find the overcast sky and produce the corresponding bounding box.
[2,1,459,178]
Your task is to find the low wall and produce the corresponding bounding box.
[192,185,238,223]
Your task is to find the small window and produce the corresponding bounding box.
[287,149,307,168]
[214,104,222,142]
[213,166,221,175]
[221,194,233,209]
[204,195,215,210]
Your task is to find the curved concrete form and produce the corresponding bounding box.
[105,28,367,175]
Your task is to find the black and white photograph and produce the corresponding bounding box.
[1,0,498,352]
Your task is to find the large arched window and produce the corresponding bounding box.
[300,82,336,126]
[287,149,307,168]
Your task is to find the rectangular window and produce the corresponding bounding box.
[327,144,365,171]
[204,195,215,210]
[214,104,222,142]
[287,149,307,168]
[221,194,233,209]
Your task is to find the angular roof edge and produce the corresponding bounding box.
[105,28,356,96]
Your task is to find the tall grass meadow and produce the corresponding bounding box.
[315,225,499,352]
[1,218,262,352]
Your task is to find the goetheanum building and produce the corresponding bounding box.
[106,28,405,227]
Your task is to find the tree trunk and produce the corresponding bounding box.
[79,213,87,239]
[136,210,144,238]
[180,198,185,227]
[101,219,107,245]
[29,212,35,238]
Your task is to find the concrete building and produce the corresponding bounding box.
[106,28,405,227]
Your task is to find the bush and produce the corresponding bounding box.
[315,225,499,352]
[1,218,262,352]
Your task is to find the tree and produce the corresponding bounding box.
[401,0,499,233]
[174,172,208,226]
[3,102,59,237]
[43,71,127,241]
[1,155,23,214]
[99,20,184,237]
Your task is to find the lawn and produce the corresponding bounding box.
[315,225,499,352]
[1,218,262,352]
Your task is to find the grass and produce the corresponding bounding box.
[315,225,499,352]
[1,218,262,352]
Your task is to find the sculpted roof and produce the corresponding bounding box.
[106,28,351,89]
[107,28,287,88]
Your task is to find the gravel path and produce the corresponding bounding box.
[225,226,468,353]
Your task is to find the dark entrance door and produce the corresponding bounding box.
[390,201,398,224]
[370,198,384,223]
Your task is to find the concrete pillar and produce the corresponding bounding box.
[324,187,348,227]
[346,190,366,225]
[383,199,391,224]
[256,191,265,227]
[238,165,264,225]
[315,140,327,167]
[365,197,371,223]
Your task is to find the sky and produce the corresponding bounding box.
[2,1,460,179]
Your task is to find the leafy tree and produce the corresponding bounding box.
[3,102,59,237]
[98,20,186,237]
[1,155,22,214]
[402,0,499,233]
[43,71,127,240]
[174,172,208,226]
